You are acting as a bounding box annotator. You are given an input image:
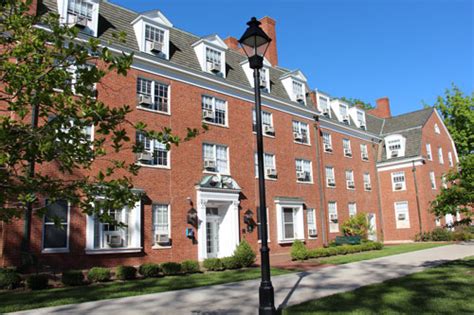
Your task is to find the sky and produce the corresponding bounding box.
[111,0,473,116]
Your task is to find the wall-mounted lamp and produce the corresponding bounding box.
[187,208,198,227]
[244,209,256,233]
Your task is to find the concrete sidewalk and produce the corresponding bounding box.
[12,243,473,315]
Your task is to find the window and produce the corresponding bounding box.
[357,110,366,128]
[434,123,440,134]
[92,208,129,249]
[292,121,310,144]
[43,200,69,251]
[145,24,164,48]
[426,144,432,160]
[441,174,448,189]
[295,159,313,182]
[282,207,295,240]
[385,135,406,159]
[292,81,304,103]
[435,217,441,227]
[259,68,270,92]
[348,202,357,217]
[430,171,436,190]
[275,199,304,243]
[360,144,369,160]
[325,166,335,187]
[203,143,229,174]
[322,132,333,152]
[68,0,93,20]
[255,153,277,179]
[252,110,274,135]
[328,202,339,233]
[206,47,222,73]
[307,208,317,238]
[388,139,401,158]
[438,147,444,164]
[345,170,355,190]
[257,207,270,242]
[339,104,349,123]
[136,78,169,113]
[152,204,170,247]
[391,171,406,191]
[448,152,453,167]
[343,139,352,157]
[202,95,227,126]
[363,172,372,191]
[136,132,169,167]
[319,96,330,115]
[394,201,410,229]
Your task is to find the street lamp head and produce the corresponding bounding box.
[239,17,272,69]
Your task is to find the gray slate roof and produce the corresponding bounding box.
[382,107,434,135]
[380,128,423,161]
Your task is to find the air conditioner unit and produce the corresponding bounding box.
[150,41,163,53]
[342,115,349,122]
[397,213,406,221]
[324,143,333,152]
[329,214,338,223]
[347,181,355,189]
[263,125,275,135]
[139,94,153,106]
[202,109,214,120]
[297,171,307,181]
[293,132,303,141]
[207,61,220,73]
[327,178,336,187]
[394,182,403,190]
[365,183,372,190]
[362,153,369,160]
[73,15,88,28]
[322,108,330,116]
[296,94,305,102]
[344,149,352,157]
[266,168,277,178]
[360,123,366,130]
[308,229,318,238]
[105,232,122,248]
[259,78,267,88]
[391,150,399,158]
[155,234,170,246]
[204,159,217,170]
[138,152,153,162]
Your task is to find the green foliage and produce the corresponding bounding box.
[339,97,373,110]
[160,262,182,276]
[87,267,111,282]
[303,242,384,260]
[138,263,161,278]
[0,1,204,226]
[221,256,242,270]
[203,258,224,271]
[341,213,370,240]
[115,266,136,280]
[61,270,84,286]
[415,227,473,242]
[233,240,256,267]
[0,269,21,290]
[26,274,49,290]
[290,240,309,261]
[181,260,200,274]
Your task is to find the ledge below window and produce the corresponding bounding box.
[278,239,305,244]
[85,247,143,255]
[41,248,69,254]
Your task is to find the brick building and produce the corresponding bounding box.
[0,0,459,268]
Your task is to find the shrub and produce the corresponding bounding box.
[26,274,49,290]
[161,262,182,276]
[305,242,383,260]
[115,266,137,280]
[221,256,242,270]
[233,240,256,267]
[291,240,308,261]
[203,258,224,271]
[431,228,453,241]
[181,260,200,274]
[87,267,111,282]
[0,269,21,290]
[452,229,473,241]
[341,213,370,240]
[61,270,84,286]
[138,263,161,278]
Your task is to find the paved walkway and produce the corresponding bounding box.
[13,243,473,315]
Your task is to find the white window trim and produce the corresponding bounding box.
[346,170,355,190]
[295,159,313,184]
[448,152,453,167]
[322,132,333,153]
[306,208,318,239]
[438,147,444,164]
[426,143,432,160]
[430,171,437,190]
[328,202,339,233]
[384,134,406,159]
[360,144,369,161]
[203,143,230,175]
[348,202,357,217]
[391,171,406,191]
[152,203,172,249]
[255,152,277,180]
[275,200,305,243]
[394,201,410,229]
[343,139,352,157]
[434,123,440,134]
[325,166,336,188]
[252,109,275,138]
[42,200,71,253]
[292,120,311,145]
[58,0,100,37]
[202,95,228,128]
[257,207,271,243]
[136,133,171,169]
[136,77,171,115]
[363,173,372,191]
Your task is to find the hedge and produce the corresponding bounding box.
[203,258,225,271]
[233,240,256,267]
[415,227,473,242]
[0,269,21,290]
[221,256,241,270]
[61,270,85,286]
[181,260,200,274]
[138,263,161,278]
[160,262,182,276]
[115,266,137,280]
[87,267,111,282]
[26,274,49,290]
[291,241,383,261]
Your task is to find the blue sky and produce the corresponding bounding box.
[111,0,473,116]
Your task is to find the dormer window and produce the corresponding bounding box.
[357,110,366,129]
[293,81,305,104]
[339,104,349,124]
[58,0,99,37]
[193,35,227,78]
[206,47,222,74]
[319,96,330,116]
[259,68,270,92]
[385,135,406,159]
[241,58,271,92]
[145,25,165,53]
[388,139,401,157]
[131,10,172,60]
[280,70,308,105]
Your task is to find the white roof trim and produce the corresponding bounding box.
[279,69,307,82]
[131,10,173,28]
[192,34,228,50]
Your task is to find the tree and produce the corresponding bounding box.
[339,97,373,110]
[430,85,474,224]
[341,213,370,240]
[0,1,204,257]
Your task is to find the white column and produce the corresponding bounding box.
[197,198,207,261]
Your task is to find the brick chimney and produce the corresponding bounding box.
[259,16,278,67]
[224,36,243,54]
[368,97,392,119]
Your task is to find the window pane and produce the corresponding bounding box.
[44,225,67,248]
[45,200,68,223]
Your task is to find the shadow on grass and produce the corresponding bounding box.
[285,258,474,314]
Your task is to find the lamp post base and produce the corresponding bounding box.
[259,282,276,315]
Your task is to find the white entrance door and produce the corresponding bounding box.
[206,208,220,258]
[367,213,377,241]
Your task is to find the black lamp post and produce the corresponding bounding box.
[239,17,276,315]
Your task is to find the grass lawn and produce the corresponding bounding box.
[0,267,291,313]
[317,242,449,265]
[285,256,474,314]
